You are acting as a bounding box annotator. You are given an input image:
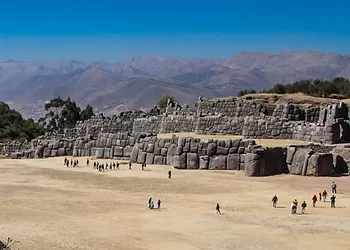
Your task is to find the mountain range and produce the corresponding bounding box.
[1,50,350,119]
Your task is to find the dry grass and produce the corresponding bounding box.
[1,157,349,250]
[242,92,350,107]
[158,132,309,147]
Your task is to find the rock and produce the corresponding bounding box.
[95,148,104,158]
[288,148,313,175]
[286,147,296,164]
[35,146,44,158]
[104,148,111,158]
[146,143,154,153]
[146,153,154,164]
[160,148,168,156]
[57,148,66,156]
[207,143,217,156]
[124,146,133,157]
[199,155,209,169]
[113,146,124,157]
[137,151,146,163]
[167,144,176,166]
[154,155,163,165]
[130,147,139,163]
[51,149,58,157]
[245,153,264,176]
[307,153,334,176]
[209,155,227,170]
[174,153,187,169]
[187,153,199,169]
[227,154,240,170]
[216,146,229,155]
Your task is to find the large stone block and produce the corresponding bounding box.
[167,144,176,166]
[174,153,187,169]
[113,146,124,157]
[209,155,227,170]
[146,143,154,153]
[95,148,104,158]
[146,153,154,164]
[57,148,66,157]
[207,143,217,156]
[216,146,229,155]
[245,153,264,176]
[124,146,133,157]
[307,153,334,176]
[288,148,313,175]
[104,148,111,158]
[187,153,199,169]
[200,156,209,169]
[35,146,44,158]
[160,148,168,156]
[137,151,146,163]
[130,147,139,163]
[51,149,58,157]
[227,154,240,170]
[154,155,163,165]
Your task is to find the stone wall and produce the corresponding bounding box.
[159,115,197,133]
[132,116,161,134]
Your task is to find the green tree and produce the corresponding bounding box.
[158,94,175,109]
[80,105,95,121]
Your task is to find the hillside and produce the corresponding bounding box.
[1,50,350,118]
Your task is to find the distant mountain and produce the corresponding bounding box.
[1,50,350,119]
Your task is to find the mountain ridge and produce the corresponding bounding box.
[1,50,350,119]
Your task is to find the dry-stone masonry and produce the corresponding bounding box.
[2,96,350,177]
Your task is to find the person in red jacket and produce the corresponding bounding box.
[312,194,317,207]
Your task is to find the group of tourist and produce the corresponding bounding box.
[64,158,79,167]
[272,181,338,214]
[148,198,161,209]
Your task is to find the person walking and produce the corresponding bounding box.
[322,190,328,202]
[272,195,278,208]
[301,201,307,214]
[148,198,152,209]
[157,199,161,209]
[331,182,337,194]
[312,194,317,207]
[330,195,336,208]
[168,170,172,179]
[216,203,221,215]
[129,162,132,170]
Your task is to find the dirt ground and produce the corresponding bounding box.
[158,132,309,147]
[0,157,349,250]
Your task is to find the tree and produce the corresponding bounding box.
[80,105,95,121]
[0,102,44,142]
[158,94,175,109]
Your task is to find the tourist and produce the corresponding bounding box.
[70,159,73,166]
[312,194,317,207]
[109,162,112,170]
[93,161,96,169]
[272,195,278,208]
[64,157,67,165]
[86,158,89,166]
[157,199,161,209]
[301,201,307,214]
[322,190,328,202]
[113,162,116,170]
[117,162,120,169]
[150,200,154,209]
[291,201,296,214]
[319,192,322,202]
[331,182,337,194]
[129,162,132,170]
[148,198,152,209]
[216,203,221,215]
[294,199,298,213]
[168,170,172,179]
[330,195,336,208]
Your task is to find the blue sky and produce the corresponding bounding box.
[0,0,349,61]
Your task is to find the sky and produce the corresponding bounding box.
[0,0,349,62]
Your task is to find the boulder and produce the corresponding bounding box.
[113,146,124,157]
[166,144,176,166]
[137,151,146,163]
[207,143,217,156]
[209,155,227,170]
[227,154,240,170]
[288,148,313,175]
[245,153,264,176]
[51,149,58,157]
[174,153,187,169]
[104,148,111,158]
[35,146,44,158]
[130,147,139,163]
[187,153,199,169]
[286,147,296,164]
[124,146,133,157]
[146,143,154,153]
[95,148,104,158]
[146,153,154,164]
[57,148,66,157]
[216,146,229,155]
[199,155,209,169]
[307,153,334,176]
[154,155,163,165]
